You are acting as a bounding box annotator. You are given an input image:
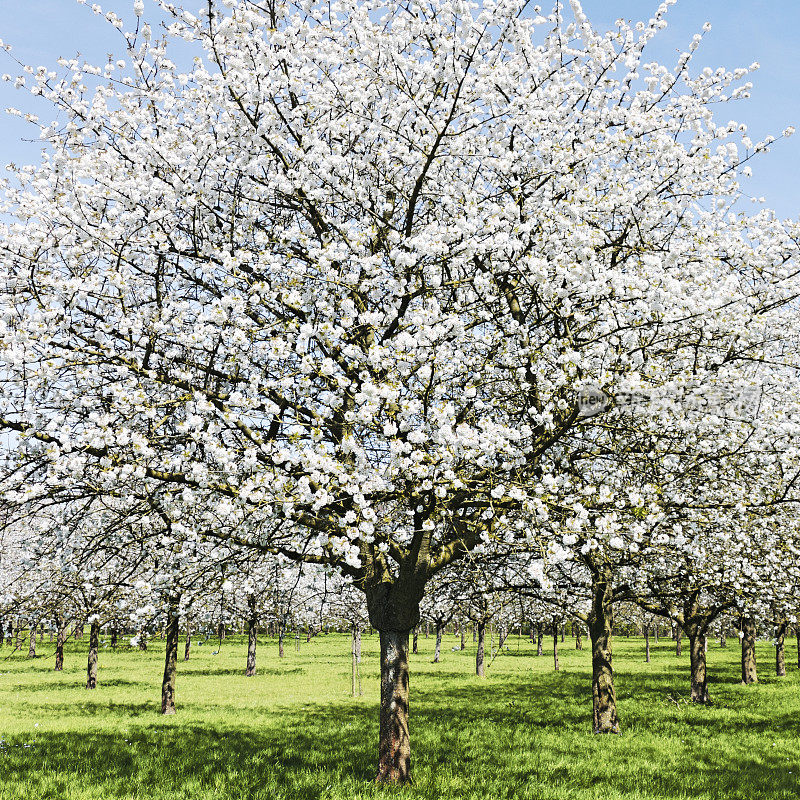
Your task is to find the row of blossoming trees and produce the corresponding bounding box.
[1,0,800,784]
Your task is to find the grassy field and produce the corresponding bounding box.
[0,629,797,799]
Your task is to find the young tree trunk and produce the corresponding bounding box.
[7,620,12,647]
[86,620,100,689]
[720,631,726,648]
[471,623,475,643]
[376,630,411,784]
[351,624,363,697]
[560,625,565,644]
[110,624,118,649]
[654,625,659,643]
[675,627,682,657]
[27,625,36,658]
[589,572,620,734]
[741,617,758,685]
[161,594,180,714]
[476,621,486,677]
[499,625,509,650]
[575,622,583,650]
[688,628,710,703]
[433,623,443,663]
[55,615,67,671]
[184,627,192,661]
[775,621,787,677]
[412,627,418,654]
[278,623,285,658]
[460,624,466,651]
[536,623,543,656]
[14,620,20,649]
[138,629,148,651]
[245,618,258,677]
[644,625,650,663]
[553,628,559,672]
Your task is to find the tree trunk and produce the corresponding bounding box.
[138,629,148,650]
[278,623,285,658]
[775,621,787,677]
[27,625,36,658]
[741,617,758,685]
[720,631,726,648]
[553,628,559,672]
[575,622,583,650]
[433,623,443,663]
[688,628,710,703]
[589,572,620,734]
[184,627,192,661]
[537,623,543,656]
[644,625,650,663]
[86,620,100,689]
[55,615,66,671]
[110,624,118,649]
[476,621,486,677]
[246,617,257,677]
[675,626,682,656]
[412,627,418,654]
[375,630,411,784]
[460,624,466,651]
[351,624,362,696]
[161,594,180,714]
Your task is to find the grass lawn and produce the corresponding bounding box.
[0,628,797,799]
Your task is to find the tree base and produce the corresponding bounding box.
[374,769,412,786]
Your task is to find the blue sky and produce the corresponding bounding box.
[0,0,797,217]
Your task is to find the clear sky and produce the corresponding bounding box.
[0,0,798,217]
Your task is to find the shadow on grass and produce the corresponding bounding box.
[2,666,800,800]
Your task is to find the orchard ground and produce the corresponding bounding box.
[0,632,798,799]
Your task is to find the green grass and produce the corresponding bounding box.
[0,630,798,799]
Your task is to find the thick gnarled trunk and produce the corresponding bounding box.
[589,572,619,734]
[161,594,180,714]
[376,630,411,784]
[688,628,710,703]
[86,620,100,689]
[741,617,757,685]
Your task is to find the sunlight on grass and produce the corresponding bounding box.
[0,631,798,799]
